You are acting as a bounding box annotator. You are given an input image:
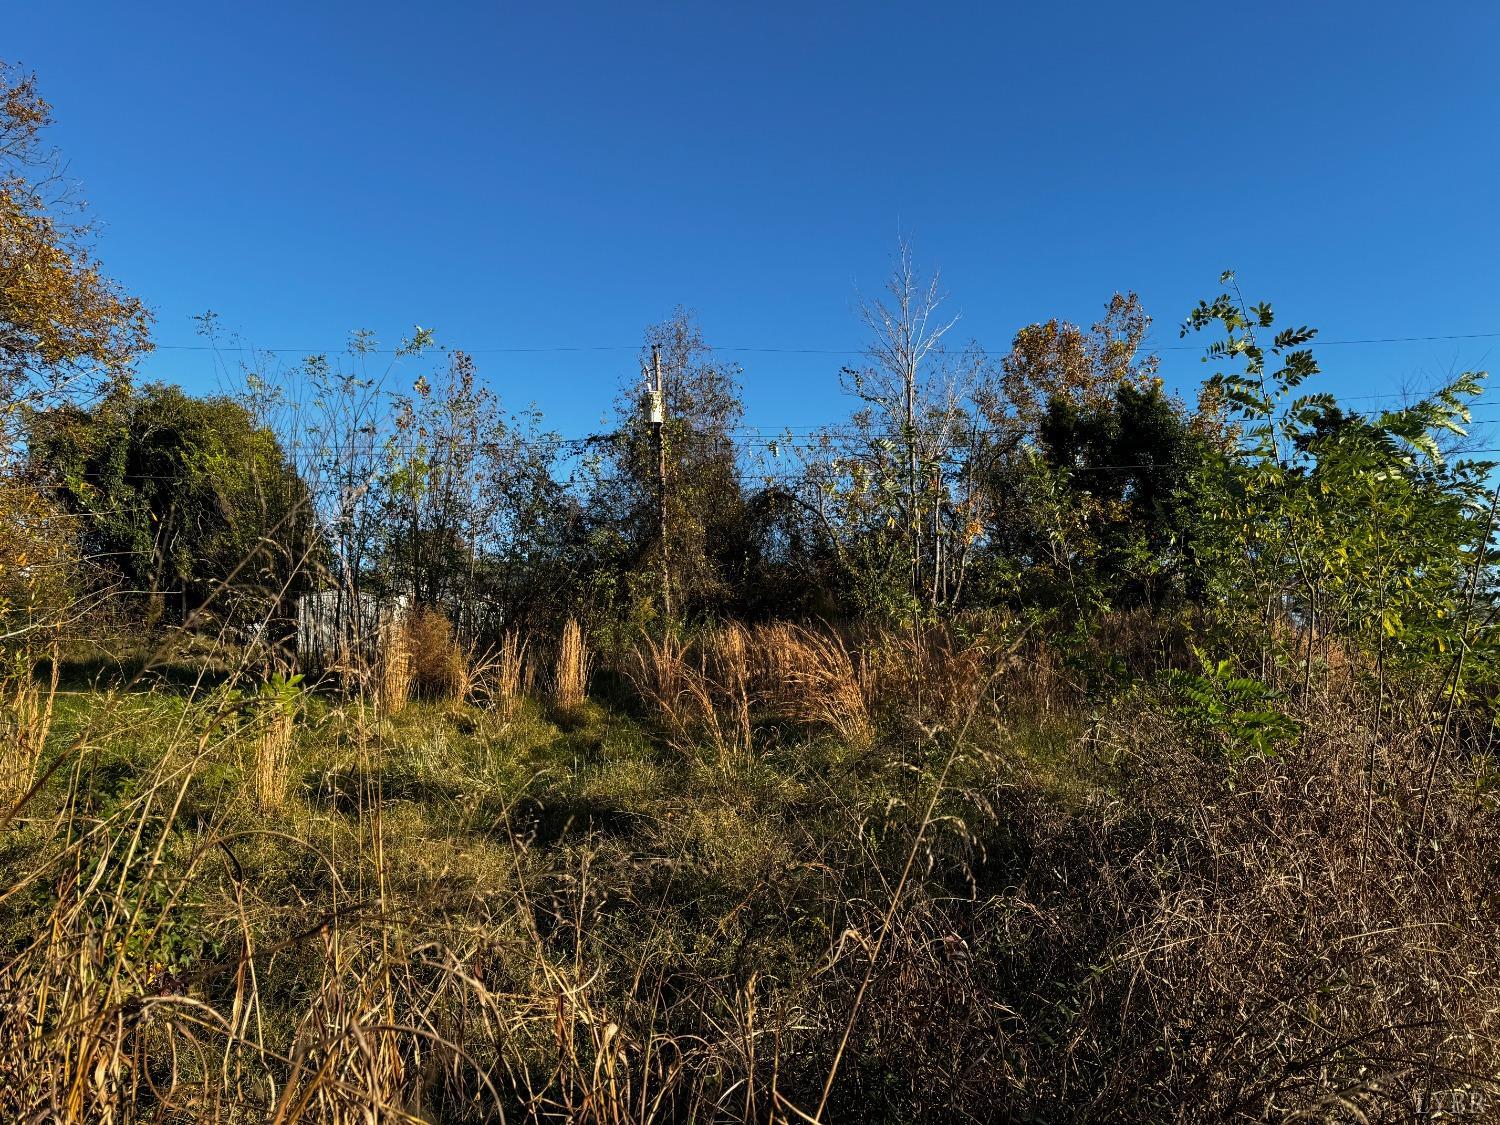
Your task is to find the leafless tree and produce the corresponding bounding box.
[839,241,1002,612]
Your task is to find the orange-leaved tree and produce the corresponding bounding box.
[0,60,151,648]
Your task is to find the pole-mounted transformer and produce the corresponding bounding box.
[646,345,671,620]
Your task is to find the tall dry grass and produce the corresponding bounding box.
[552,617,590,709]
[252,705,295,811]
[0,650,59,805]
[750,622,874,746]
[624,621,1016,753]
[710,622,753,752]
[466,628,530,713]
[376,613,414,717]
[498,628,531,705]
[626,622,878,757]
[628,627,753,761]
[857,622,1004,730]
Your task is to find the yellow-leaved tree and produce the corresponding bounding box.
[0,60,150,648]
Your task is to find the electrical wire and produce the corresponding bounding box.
[153,329,1500,357]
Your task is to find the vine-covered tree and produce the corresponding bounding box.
[584,308,749,626]
[26,384,314,630]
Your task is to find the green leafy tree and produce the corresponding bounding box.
[1180,273,1494,692]
[1032,379,1201,610]
[26,384,314,630]
[961,293,1205,632]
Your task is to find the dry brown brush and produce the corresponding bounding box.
[404,606,467,701]
[0,630,1495,1124]
[954,678,1500,1122]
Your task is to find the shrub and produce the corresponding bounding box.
[403,606,466,701]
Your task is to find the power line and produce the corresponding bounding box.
[85,422,1491,471]
[27,402,1500,474]
[75,451,1500,486]
[152,329,1500,358]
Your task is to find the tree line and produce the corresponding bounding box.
[2,58,1496,712]
[14,288,1206,634]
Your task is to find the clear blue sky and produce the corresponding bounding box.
[10,2,1500,436]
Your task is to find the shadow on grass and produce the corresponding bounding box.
[47,653,238,695]
[309,765,466,816]
[473,790,642,848]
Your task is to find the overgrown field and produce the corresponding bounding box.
[1,623,1496,1123]
[2,53,1499,1123]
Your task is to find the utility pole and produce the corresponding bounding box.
[650,344,672,621]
